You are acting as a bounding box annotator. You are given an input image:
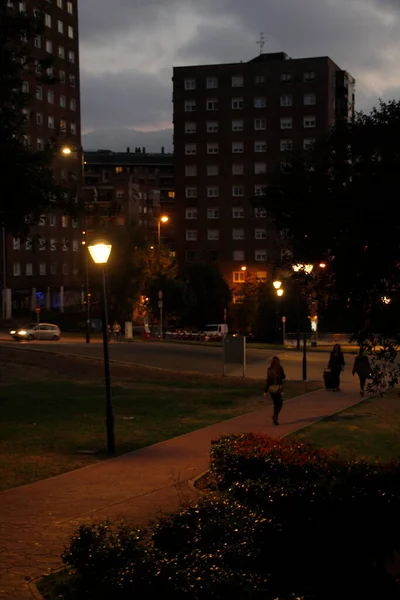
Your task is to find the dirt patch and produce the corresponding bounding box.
[194,471,217,493]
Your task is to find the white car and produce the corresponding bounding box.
[10,323,61,341]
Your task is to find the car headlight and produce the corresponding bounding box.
[18,330,27,335]
[10,330,16,335]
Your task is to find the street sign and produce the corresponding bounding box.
[282,316,286,323]
[158,300,163,308]
[34,306,41,314]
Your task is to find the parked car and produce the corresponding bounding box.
[202,324,229,341]
[10,323,61,341]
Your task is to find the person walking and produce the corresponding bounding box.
[352,348,371,397]
[264,356,286,426]
[328,343,345,391]
[112,321,121,343]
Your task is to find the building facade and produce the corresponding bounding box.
[1,0,82,319]
[173,52,355,288]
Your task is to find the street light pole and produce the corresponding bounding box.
[100,266,115,454]
[157,219,161,245]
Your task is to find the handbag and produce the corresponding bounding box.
[269,384,282,394]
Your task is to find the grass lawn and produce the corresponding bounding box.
[0,347,319,491]
[294,392,400,462]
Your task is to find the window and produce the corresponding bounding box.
[232,163,244,175]
[185,99,196,112]
[184,78,196,90]
[45,39,52,53]
[304,93,316,106]
[186,229,197,241]
[232,185,244,197]
[254,207,267,218]
[57,0,63,7]
[255,249,267,261]
[60,94,66,108]
[207,164,219,176]
[207,121,218,133]
[208,250,218,261]
[51,262,57,275]
[50,214,56,226]
[57,20,63,33]
[22,81,29,93]
[34,35,41,48]
[35,60,41,74]
[206,77,218,89]
[70,98,76,111]
[281,72,292,82]
[60,119,66,131]
[26,263,33,276]
[45,13,51,26]
[25,238,32,250]
[185,143,197,155]
[63,264,68,275]
[280,94,292,107]
[232,75,243,87]
[232,228,244,240]
[37,138,44,150]
[185,165,197,176]
[50,238,57,251]
[185,121,196,134]
[254,96,266,108]
[185,187,197,198]
[280,161,291,173]
[47,90,54,104]
[232,119,243,132]
[280,139,293,152]
[255,118,266,130]
[68,50,75,63]
[62,239,68,251]
[207,142,219,154]
[67,1,73,13]
[255,228,267,239]
[13,237,20,250]
[36,112,43,125]
[207,229,219,241]
[48,115,54,129]
[281,117,293,129]
[233,250,245,261]
[233,271,246,283]
[116,190,124,198]
[185,208,197,219]
[232,207,244,219]
[303,138,316,150]
[59,70,66,83]
[13,262,21,276]
[254,75,265,85]
[61,215,68,227]
[207,208,219,219]
[39,263,46,275]
[254,184,265,196]
[38,214,45,226]
[35,86,42,100]
[72,218,78,228]
[70,122,76,135]
[254,141,267,153]
[232,97,243,110]
[68,25,74,38]
[256,271,267,282]
[206,98,218,111]
[39,237,46,251]
[232,141,244,153]
[72,240,79,252]
[254,162,266,174]
[207,186,219,197]
[69,74,75,87]
[304,71,316,82]
[304,116,316,128]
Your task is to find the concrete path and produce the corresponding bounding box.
[0,382,362,599]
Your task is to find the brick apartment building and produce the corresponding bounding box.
[83,148,175,247]
[1,0,82,319]
[173,52,355,290]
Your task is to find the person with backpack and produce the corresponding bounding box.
[352,348,371,397]
[264,356,286,426]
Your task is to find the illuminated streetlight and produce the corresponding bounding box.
[319,262,327,269]
[273,280,282,290]
[293,264,314,274]
[277,288,284,297]
[382,296,391,305]
[88,240,115,454]
[158,214,170,245]
[61,146,72,155]
[241,265,247,272]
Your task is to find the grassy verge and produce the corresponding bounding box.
[293,391,400,462]
[0,347,319,491]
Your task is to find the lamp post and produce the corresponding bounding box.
[273,281,283,343]
[88,240,115,454]
[158,215,169,245]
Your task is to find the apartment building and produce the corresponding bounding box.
[1,0,82,318]
[173,52,355,287]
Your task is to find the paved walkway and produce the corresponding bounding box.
[0,382,362,599]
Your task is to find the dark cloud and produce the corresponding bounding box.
[82,128,173,153]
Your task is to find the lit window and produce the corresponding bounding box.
[232,97,243,109]
[67,1,73,14]
[70,123,76,134]
[233,271,245,283]
[186,229,197,241]
[184,78,196,90]
[61,215,68,227]
[207,229,219,241]
[185,122,196,134]
[60,119,66,131]
[57,0,63,7]
[207,121,218,133]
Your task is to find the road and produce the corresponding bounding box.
[0,336,356,382]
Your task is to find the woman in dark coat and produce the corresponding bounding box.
[352,348,371,397]
[328,343,345,391]
[264,356,286,425]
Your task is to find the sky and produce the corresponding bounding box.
[78,0,400,152]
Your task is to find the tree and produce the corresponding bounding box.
[0,0,70,237]
[259,100,400,331]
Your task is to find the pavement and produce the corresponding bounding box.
[0,380,362,599]
[0,337,357,382]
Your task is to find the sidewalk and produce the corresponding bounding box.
[0,382,362,599]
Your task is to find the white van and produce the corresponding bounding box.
[203,323,229,340]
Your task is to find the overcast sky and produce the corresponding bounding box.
[78,0,400,152]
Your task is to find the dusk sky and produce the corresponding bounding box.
[79,0,400,152]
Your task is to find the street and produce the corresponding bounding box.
[0,336,356,383]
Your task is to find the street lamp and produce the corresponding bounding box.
[88,240,115,455]
[158,215,169,245]
[273,283,284,343]
[273,280,282,290]
[277,289,284,297]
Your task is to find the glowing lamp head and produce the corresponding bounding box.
[241,265,247,272]
[88,240,112,265]
[160,215,169,224]
[277,289,284,297]
[273,280,282,290]
[62,146,72,155]
[319,262,327,269]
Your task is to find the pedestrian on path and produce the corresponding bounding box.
[264,356,286,426]
[112,321,121,343]
[328,344,345,391]
[352,348,371,397]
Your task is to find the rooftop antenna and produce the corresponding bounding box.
[257,32,266,55]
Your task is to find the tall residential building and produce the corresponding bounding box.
[173,52,355,287]
[1,0,82,319]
